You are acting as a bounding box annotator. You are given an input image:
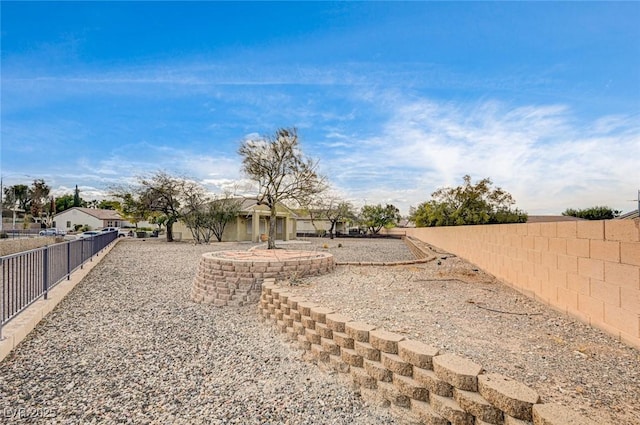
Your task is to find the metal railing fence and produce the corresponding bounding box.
[0,231,117,338]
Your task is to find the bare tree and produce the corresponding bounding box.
[238,127,326,248]
[138,171,202,242]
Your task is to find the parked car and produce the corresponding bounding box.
[76,231,101,239]
[99,227,130,237]
[39,228,66,236]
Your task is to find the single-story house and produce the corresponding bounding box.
[172,197,298,242]
[295,212,353,236]
[53,207,124,232]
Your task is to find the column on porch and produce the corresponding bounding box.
[235,216,242,242]
[252,211,261,242]
[283,216,289,241]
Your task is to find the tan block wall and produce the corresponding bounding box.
[259,281,605,425]
[405,219,640,349]
[191,251,335,307]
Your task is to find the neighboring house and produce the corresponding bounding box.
[173,197,298,242]
[295,212,352,236]
[53,207,124,232]
[616,210,640,220]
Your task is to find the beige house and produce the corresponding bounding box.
[173,198,298,242]
[295,213,352,236]
[53,207,124,232]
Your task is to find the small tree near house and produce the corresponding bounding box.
[360,204,401,234]
[239,127,327,249]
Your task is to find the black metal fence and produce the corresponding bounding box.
[0,231,117,338]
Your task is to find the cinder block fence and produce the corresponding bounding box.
[259,280,606,425]
[404,220,640,349]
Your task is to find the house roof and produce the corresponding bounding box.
[235,197,299,218]
[616,210,640,220]
[526,215,585,223]
[55,207,122,220]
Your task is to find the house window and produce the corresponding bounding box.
[66,221,71,229]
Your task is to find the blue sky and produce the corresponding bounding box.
[2,1,639,215]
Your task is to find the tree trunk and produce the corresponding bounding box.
[268,205,277,249]
[166,220,174,242]
[329,221,336,239]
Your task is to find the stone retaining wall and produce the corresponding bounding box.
[191,250,334,307]
[258,280,606,425]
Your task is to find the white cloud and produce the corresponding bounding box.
[322,96,640,216]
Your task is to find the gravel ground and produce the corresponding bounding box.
[2,237,638,425]
[283,238,640,425]
[0,240,398,425]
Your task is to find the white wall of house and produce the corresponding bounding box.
[52,210,121,231]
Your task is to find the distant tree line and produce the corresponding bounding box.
[410,175,528,227]
[562,206,621,220]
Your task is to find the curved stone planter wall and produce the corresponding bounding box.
[258,280,606,425]
[191,250,334,307]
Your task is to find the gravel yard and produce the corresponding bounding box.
[284,238,640,425]
[0,240,397,425]
[1,237,638,425]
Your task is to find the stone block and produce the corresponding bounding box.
[355,341,381,361]
[364,359,392,382]
[273,319,285,332]
[345,321,377,342]
[504,416,533,425]
[333,331,355,349]
[532,403,601,425]
[341,347,364,367]
[351,366,378,389]
[305,328,321,345]
[311,343,329,362]
[325,313,352,332]
[297,334,311,350]
[321,337,341,356]
[398,339,439,369]
[433,353,483,391]
[413,367,453,397]
[310,306,334,324]
[292,322,305,336]
[393,374,428,401]
[301,316,315,330]
[453,388,503,425]
[381,352,413,376]
[478,373,540,421]
[429,393,474,425]
[291,310,301,322]
[410,400,449,425]
[378,381,411,408]
[369,329,405,354]
[297,301,319,317]
[329,354,350,373]
[314,322,333,339]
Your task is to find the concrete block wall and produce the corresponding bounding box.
[259,281,605,425]
[405,220,640,349]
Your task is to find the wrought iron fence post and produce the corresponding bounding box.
[0,257,4,340]
[43,247,49,300]
[67,242,71,280]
